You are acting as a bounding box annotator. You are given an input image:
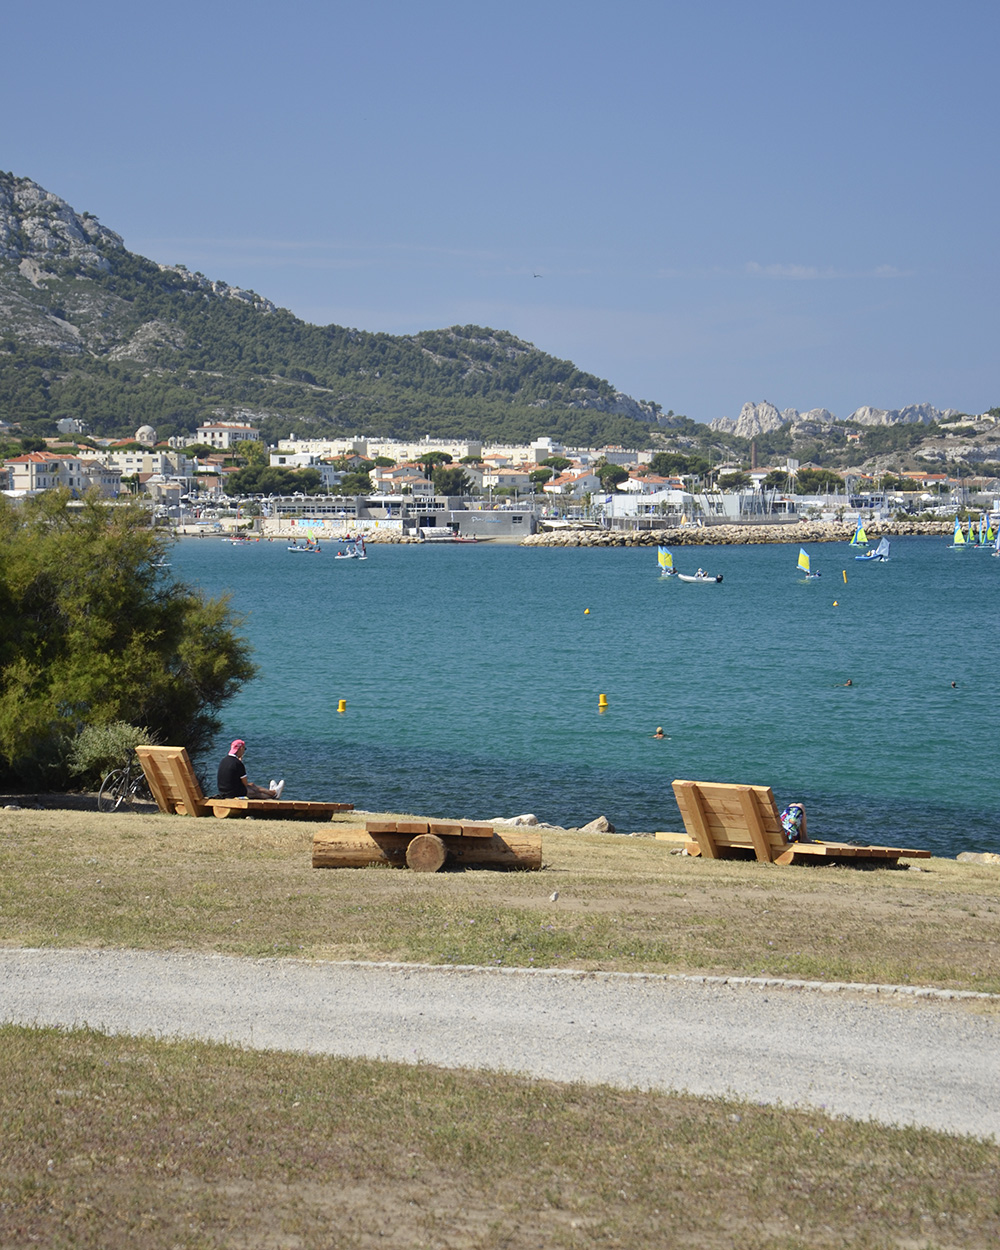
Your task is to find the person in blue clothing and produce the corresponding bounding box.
[779,802,809,843]
[217,739,284,800]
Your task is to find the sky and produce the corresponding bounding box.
[3,0,998,424]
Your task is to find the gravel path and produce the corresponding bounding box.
[2,949,997,1141]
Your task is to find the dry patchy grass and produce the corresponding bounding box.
[2,1025,999,1250]
[1,807,999,991]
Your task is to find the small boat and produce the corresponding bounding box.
[849,520,869,547]
[992,533,1000,558]
[797,547,821,579]
[856,537,890,561]
[288,543,321,554]
[677,570,723,583]
[949,517,968,548]
[657,546,677,577]
[335,537,366,560]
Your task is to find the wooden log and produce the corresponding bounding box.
[312,827,410,868]
[406,833,448,872]
[312,825,542,871]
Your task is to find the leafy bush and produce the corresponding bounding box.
[67,722,155,786]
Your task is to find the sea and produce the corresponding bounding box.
[169,534,999,858]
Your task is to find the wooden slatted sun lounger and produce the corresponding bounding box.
[135,745,353,820]
[672,780,930,865]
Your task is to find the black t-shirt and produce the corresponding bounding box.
[217,754,247,798]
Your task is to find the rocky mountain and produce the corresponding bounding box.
[711,400,957,437]
[0,173,663,446]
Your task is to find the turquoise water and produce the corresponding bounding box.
[171,536,999,856]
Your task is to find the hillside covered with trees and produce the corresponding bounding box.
[0,174,667,449]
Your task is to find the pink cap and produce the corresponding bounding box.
[229,739,246,754]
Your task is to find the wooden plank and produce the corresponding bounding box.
[428,822,464,836]
[673,781,719,858]
[736,785,773,863]
[460,823,496,838]
[395,821,430,835]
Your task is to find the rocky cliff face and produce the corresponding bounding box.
[710,400,785,437]
[847,403,952,426]
[711,399,955,435]
[0,176,273,340]
[0,175,124,270]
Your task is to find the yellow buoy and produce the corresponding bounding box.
[833,601,838,606]
[842,569,847,583]
[584,608,590,614]
[598,693,608,709]
[337,699,347,713]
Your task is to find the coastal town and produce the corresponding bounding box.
[3,416,997,543]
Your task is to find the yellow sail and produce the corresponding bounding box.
[856,523,868,544]
[797,547,810,573]
[953,518,965,545]
[657,546,673,569]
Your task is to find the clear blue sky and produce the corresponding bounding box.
[3,0,997,424]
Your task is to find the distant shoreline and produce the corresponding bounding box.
[521,519,954,547]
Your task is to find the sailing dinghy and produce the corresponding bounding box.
[856,537,890,561]
[657,546,677,577]
[797,547,821,578]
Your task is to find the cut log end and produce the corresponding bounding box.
[406,833,448,873]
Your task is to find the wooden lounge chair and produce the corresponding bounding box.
[135,745,353,820]
[672,780,930,865]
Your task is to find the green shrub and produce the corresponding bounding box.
[67,722,155,786]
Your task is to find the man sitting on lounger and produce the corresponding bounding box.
[218,739,284,800]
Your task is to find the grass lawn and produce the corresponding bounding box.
[2,1024,999,1250]
[2,805,999,1248]
[1,807,999,991]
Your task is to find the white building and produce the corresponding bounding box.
[102,451,193,478]
[542,470,601,497]
[195,422,261,449]
[3,452,121,497]
[603,488,694,519]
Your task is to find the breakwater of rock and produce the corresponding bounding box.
[521,520,953,548]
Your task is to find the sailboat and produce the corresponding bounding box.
[797,547,821,578]
[949,517,967,548]
[657,546,677,577]
[992,532,1000,558]
[335,535,368,560]
[849,519,869,546]
[856,537,890,561]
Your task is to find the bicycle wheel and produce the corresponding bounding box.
[97,769,128,813]
[124,774,153,808]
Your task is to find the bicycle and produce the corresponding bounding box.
[97,749,154,813]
